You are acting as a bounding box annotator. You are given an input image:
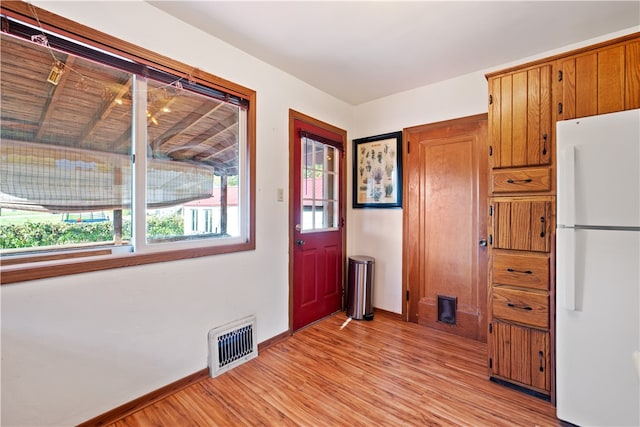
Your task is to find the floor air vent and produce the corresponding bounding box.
[208,315,258,378]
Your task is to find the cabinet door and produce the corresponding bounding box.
[530,328,551,391]
[488,65,552,168]
[489,322,550,392]
[492,200,551,252]
[559,39,640,119]
[626,40,640,110]
[489,321,512,379]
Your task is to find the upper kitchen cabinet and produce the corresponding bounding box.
[557,37,640,120]
[488,64,553,169]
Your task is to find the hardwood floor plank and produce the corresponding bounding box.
[108,312,560,426]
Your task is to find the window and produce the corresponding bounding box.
[204,209,213,234]
[0,3,256,283]
[301,136,339,231]
[191,210,200,233]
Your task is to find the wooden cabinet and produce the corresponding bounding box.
[489,321,551,393]
[486,32,639,401]
[488,64,552,169]
[488,198,553,397]
[558,38,640,120]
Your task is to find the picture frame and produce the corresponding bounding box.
[352,131,402,208]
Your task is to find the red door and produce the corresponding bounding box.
[291,112,345,331]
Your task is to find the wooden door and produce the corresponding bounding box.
[488,65,552,168]
[403,114,488,342]
[290,111,346,331]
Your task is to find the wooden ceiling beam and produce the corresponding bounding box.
[79,76,133,148]
[200,140,238,161]
[34,54,73,141]
[177,119,238,159]
[153,101,226,152]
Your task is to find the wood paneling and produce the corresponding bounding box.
[558,36,640,120]
[510,325,531,384]
[597,45,626,114]
[104,312,560,427]
[625,41,640,109]
[575,54,598,118]
[489,321,551,394]
[488,65,551,169]
[531,329,551,391]
[493,200,551,252]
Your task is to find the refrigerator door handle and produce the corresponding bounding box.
[560,229,577,311]
[558,146,576,227]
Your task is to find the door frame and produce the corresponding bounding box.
[288,109,347,333]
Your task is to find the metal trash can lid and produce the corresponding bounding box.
[349,255,375,263]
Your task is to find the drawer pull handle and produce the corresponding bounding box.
[539,350,544,372]
[506,178,533,184]
[507,268,533,275]
[507,303,533,311]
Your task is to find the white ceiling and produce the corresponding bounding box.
[147,1,640,105]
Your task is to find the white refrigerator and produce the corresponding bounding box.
[556,108,640,426]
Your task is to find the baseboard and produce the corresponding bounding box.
[489,376,551,402]
[78,330,291,426]
[258,330,290,350]
[373,307,403,320]
[78,368,209,427]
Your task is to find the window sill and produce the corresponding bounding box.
[0,240,255,285]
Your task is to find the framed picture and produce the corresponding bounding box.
[352,131,402,208]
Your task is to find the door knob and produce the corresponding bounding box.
[479,239,487,247]
[295,239,305,246]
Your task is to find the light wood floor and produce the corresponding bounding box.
[110,311,561,426]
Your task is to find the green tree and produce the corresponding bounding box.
[0,215,184,249]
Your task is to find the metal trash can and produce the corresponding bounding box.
[346,256,375,320]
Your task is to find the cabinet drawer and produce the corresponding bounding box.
[491,167,551,193]
[493,251,549,291]
[492,287,549,329]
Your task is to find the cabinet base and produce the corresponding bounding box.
[489,376,550,402]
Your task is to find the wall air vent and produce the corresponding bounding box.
[208,315,258,377]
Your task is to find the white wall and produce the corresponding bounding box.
[348,72,488,314]
[347,27,640,315]
[0,2,353,426]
